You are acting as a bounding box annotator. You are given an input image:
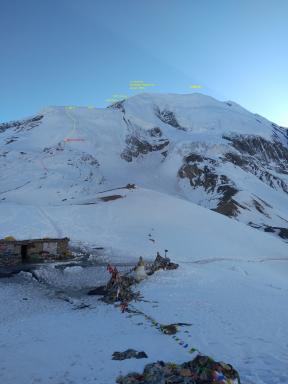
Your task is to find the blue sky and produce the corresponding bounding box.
[0,0,287,126]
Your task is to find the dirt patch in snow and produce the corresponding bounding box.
[99,195,124,202]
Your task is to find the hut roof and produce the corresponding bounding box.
[0,237,69,245]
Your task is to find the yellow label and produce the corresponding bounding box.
[129,80,157,90]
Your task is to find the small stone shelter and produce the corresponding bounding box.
[0,237,70,267]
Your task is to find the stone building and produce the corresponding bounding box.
[0,237,70,267]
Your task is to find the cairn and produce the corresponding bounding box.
[134,256,147,282]
[88,264,140,306]
[88,252,179,311]
[116,355,241,384]
[147,251,179,275]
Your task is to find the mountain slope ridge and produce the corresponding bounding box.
[1,93,288,241]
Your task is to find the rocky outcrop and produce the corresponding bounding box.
[223,134,288,163]
[154,106,186,131]
[121,123,170,163]
[178,153,242,217]
[0,115,43,134]
[177,132,288,237]
[112,349,148,361]
[121,135,169,162]
[249,222,288,240]
[108,100,126,113]
[223,134,288,193]
[116,355,241,384]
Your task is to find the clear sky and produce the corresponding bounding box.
[1,0,287,126]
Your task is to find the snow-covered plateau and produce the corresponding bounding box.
[0,93,287,383]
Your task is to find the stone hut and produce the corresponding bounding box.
[0,237,70,267]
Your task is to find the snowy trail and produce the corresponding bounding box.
[0,93,288,383]
[37,207,63,237]
[63,107,85,142]
[0,258,287,384]
[182,257,288,264]
[34,107,82,173]
[65,107,78,138]
[0,181,32,195]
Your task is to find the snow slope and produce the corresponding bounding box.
[1,93,287,239]
[0,187,287,261]
[0,254,287,384]
[1,93,288,384]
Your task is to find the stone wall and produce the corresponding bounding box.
[26,242,44,261]
[57,238,70,259]
[0,238,70,266]
[0,243,21,267]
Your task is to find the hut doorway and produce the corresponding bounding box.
[21,245,28,261]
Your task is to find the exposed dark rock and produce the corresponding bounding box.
[223,134,288,163]
[107,100,126,113]
[116,355,241,384]
[154,107,186,131]
[0,115,43,134]
[249,222,288,240]
[251,199,270,217]
[161,150,168,158]
[179,133,288,227]
[121,135,169,162]
[43,144,62,154]
[278,227,288,239]
[80,154,99,166]
[185,153,214,164]
[224,152,249,167]
[179,160,219,192]
[272,125,288,146]
[222,135,288,194]
[120,116,170,162]
[178,153,240,217]
[112,349,148,361]
[147,254,179,275]
[73,303,91,310]
[99,195,124,202]
[5,137,18,145]
[223,134,288,168]
[148,127,163,137]
[126,183,136,189]
[159,324,178,335]
[212,185,242,217]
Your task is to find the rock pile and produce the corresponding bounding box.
[159,324,178,335]
[116,355,241,384]
[88,273,140,304]
[147,253,179,275]
[88,252,178,308]
[112,349,148,361]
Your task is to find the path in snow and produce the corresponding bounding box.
[0,258,287,384]
[37,207,63,238]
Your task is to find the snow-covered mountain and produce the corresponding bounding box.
[1,93,287,242]
[1,93,288,384]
